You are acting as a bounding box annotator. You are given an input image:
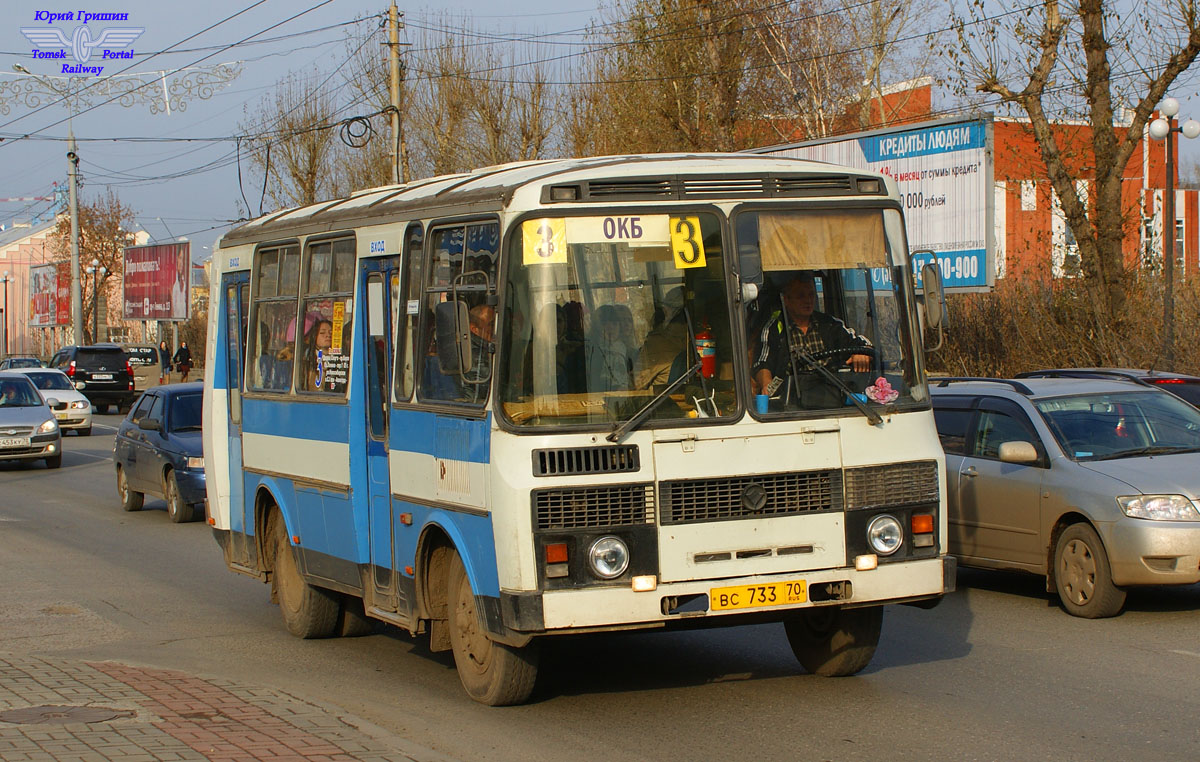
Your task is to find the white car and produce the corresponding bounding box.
[12,367,94,436]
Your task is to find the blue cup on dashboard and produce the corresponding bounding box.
[755,394,769,414]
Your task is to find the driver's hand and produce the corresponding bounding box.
[847,353,871,373]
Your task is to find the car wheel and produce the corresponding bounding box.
[44,453,62,469]
[269,514,339,638]
[784,605,883,676]
[447,550,539,705]
[77,426,92,437]
[117,466,143,511]
[1054,523,1126,618]
[164,471,193,523]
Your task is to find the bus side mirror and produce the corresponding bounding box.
[918,258,948,351]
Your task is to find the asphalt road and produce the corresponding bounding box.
[1,414,1198,761]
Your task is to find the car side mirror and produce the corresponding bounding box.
[44,397,59,408]
[998,440,1039,464]
[138,418,162,432]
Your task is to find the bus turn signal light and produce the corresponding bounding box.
[545,542,568,564]
[911,514,934,534]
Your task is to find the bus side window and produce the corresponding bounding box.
[248,245,299,393]
[298,238,355,395]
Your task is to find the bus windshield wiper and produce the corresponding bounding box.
[793,348,883,426]
[607,361,700,443]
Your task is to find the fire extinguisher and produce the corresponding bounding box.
[694,323,716,378]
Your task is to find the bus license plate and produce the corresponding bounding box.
[0,437,30,448]
[710,579,807,611]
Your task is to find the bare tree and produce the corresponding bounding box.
[49,189,137,344]
[948,0,1200,325]
[239,69,349,210]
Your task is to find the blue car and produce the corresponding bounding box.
[114,382,205,522]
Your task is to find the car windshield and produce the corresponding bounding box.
[25,371,73,391]
[1035,391,1200,461]
[1150,380,1200,407]
[5,358,40,368]
[169,392,203,432]
[0,378,44,407]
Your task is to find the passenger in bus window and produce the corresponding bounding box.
[461,304,495,402]
[751,272,871,405]
[633,286,688,390]
[587,304,632,392]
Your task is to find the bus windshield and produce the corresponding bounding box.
[738,207,925,414]
[499,212,736,427]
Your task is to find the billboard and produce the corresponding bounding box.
[123,242,190,321]
[28,261,70,327]
[753,116,995,291]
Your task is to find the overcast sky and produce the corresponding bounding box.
[0,1,600,260]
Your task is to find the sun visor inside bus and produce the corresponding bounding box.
[757,211,886,271]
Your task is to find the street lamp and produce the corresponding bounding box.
[0,270,10,356]
[85,258,107,344]
[1149,97,1200,370]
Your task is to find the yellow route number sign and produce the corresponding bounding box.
[523,218,567,265]
[670,215,706,269]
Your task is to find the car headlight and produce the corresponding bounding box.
[70,400,88,409]
[867,514,904,555]
[587,536,629,579]
[1117,495,1200,521]
[186,456,205,470]
[37,419,58,434]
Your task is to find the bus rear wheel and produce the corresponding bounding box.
[784,605,883,677]
[447,551,538,705]
[270,515,339,639]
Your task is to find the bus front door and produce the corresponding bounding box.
[220,272,252,566]
[360,257,400,611]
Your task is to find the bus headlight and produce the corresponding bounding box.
[587,536,629,579]
[867,514,903,556]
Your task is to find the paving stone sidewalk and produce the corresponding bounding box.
[0,656,449,762]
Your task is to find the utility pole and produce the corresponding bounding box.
[388,2,409,183]
[67,130,82,345]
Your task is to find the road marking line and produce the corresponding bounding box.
[1170,650,1200,658]
[67,451,113,462]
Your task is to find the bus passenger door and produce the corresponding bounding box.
[221,272,252,566]
[361,257,399,609]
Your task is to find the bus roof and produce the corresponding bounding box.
[219,152,892,248]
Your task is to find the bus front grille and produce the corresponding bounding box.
[532,445,640,476]
[533,483,655,530]
[844,460,940,510]
[659,470,842,525]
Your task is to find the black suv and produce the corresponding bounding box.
[49,344,135,413]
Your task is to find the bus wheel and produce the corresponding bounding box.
[447,551,538,705]
[337,594,376,637]
[784,605,883,677]
[270,515,339,638]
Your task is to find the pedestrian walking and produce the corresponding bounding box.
[173,342,192,383]
[158,340,172,385]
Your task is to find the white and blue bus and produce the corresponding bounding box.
[204,154,954,705]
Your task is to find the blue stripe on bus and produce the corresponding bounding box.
[392,498,499,596]
[389,408,491,463]
[242,397,351,441]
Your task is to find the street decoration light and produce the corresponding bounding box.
[85,258,107,344]
[1149,97,1200,370]
[0,61,241,345]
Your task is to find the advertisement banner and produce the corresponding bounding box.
[755,117,994,291]
[123,242,190,321]
[56,261,69,325]
[28,264,56,327]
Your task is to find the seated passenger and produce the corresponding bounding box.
[633,286,688,390]
[751,272,871,402]
[586,304,632,392]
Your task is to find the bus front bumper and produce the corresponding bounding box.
[502,555,955,633]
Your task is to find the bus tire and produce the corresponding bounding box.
[447,551,538,706]
[784,605,883,677]
[270,515,339,639]
[337,594,376,637]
